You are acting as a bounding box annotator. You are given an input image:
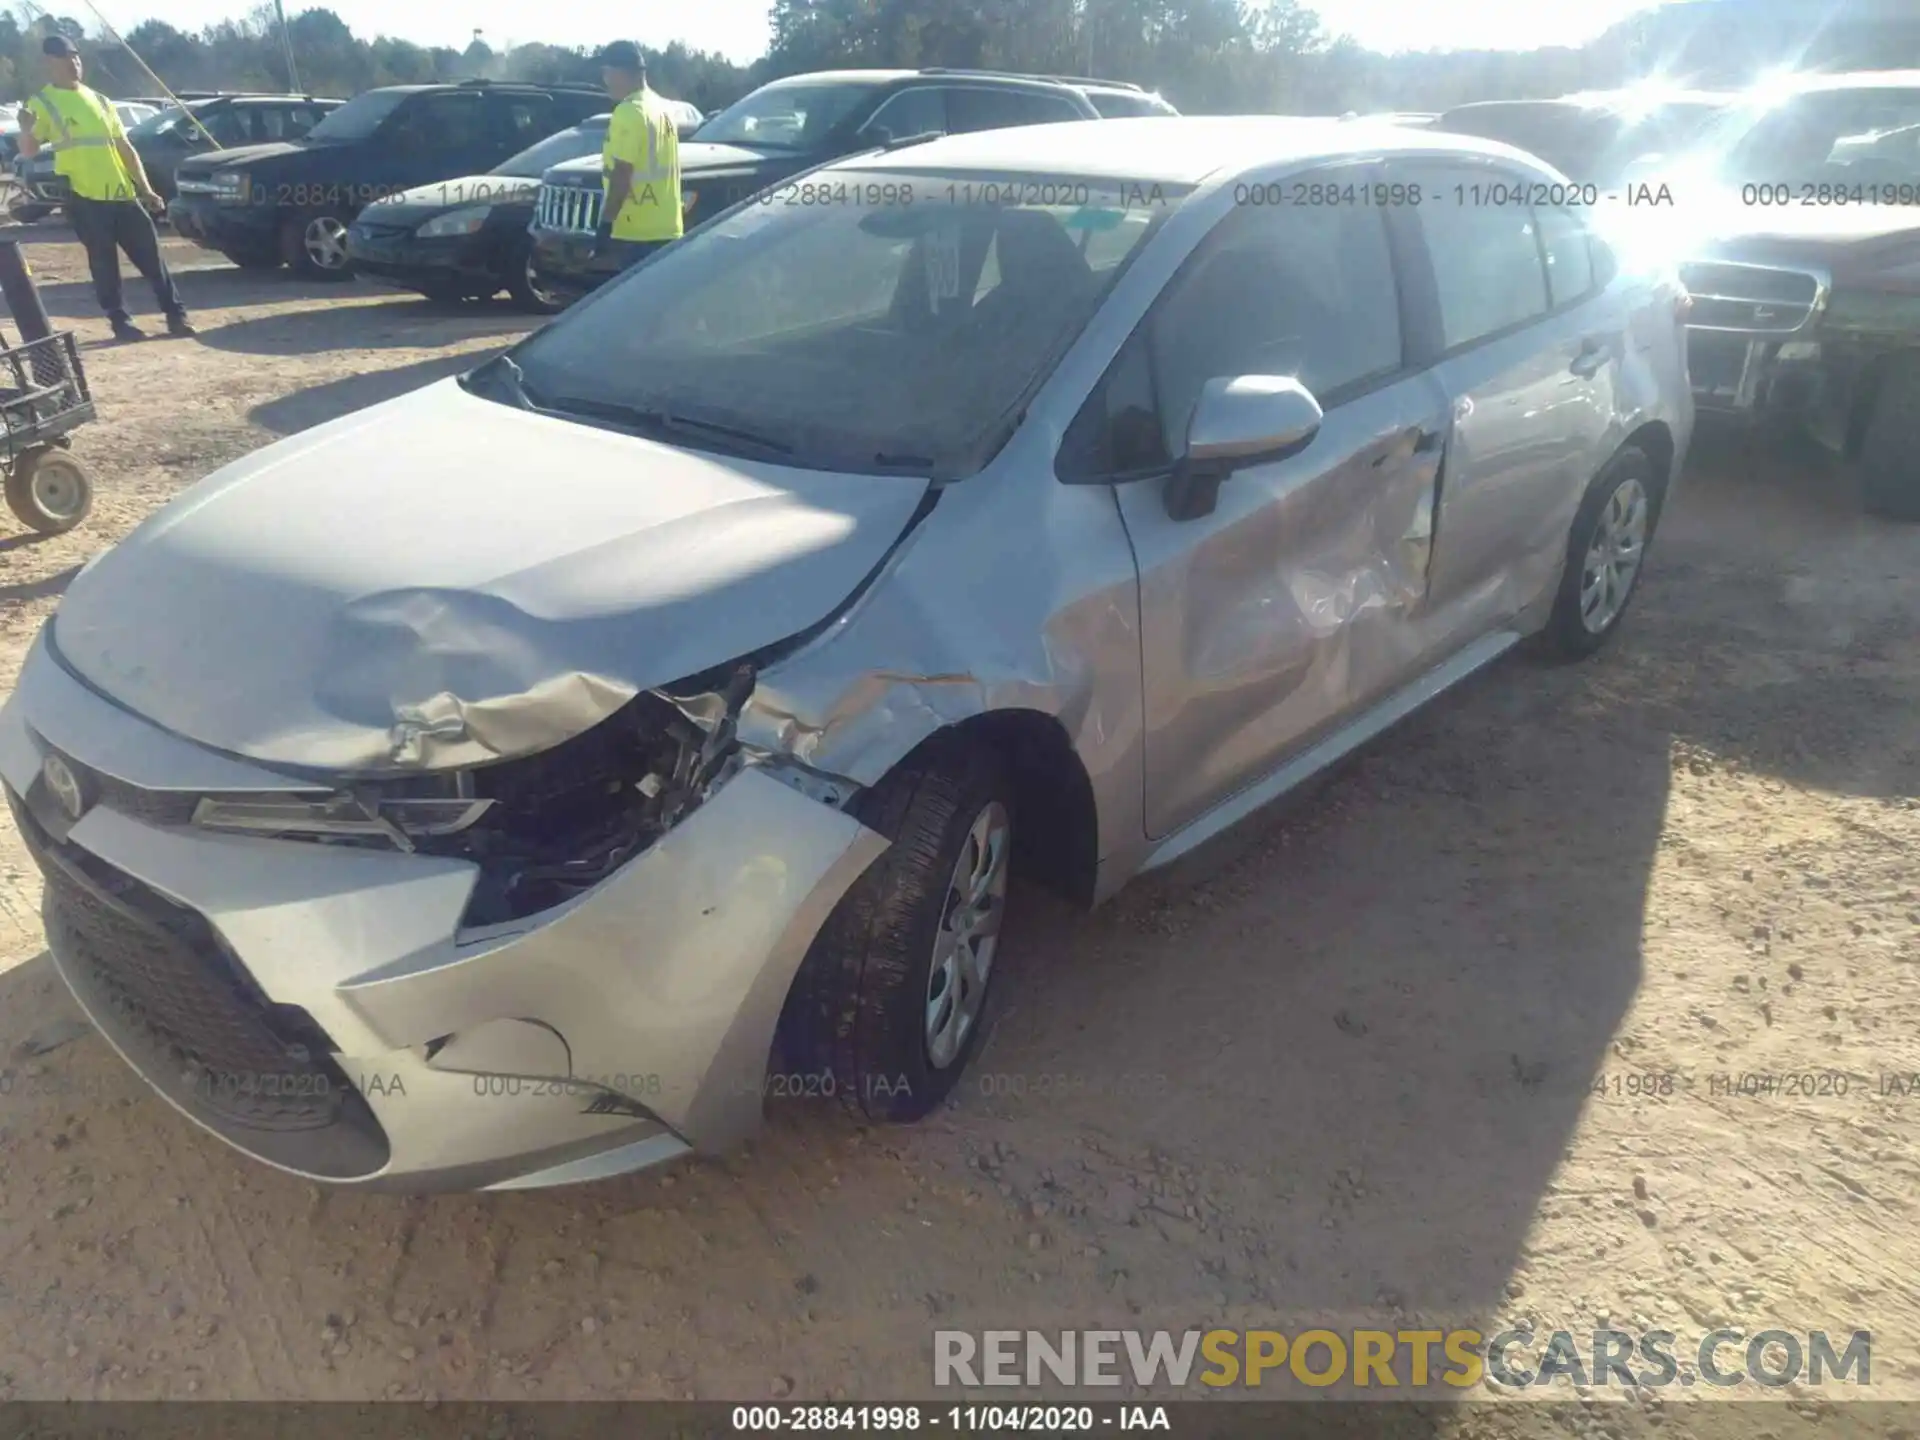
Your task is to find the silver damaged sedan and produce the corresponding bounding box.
[0,118,1694,1190]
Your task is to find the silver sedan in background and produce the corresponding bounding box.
[0,118,1692,1191]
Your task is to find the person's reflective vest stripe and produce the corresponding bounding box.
[27,85,135,200]
[602,86,683,244]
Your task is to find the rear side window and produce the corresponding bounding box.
[497,96,555,148]
[1415,185,1550,348]
[947,88,1085,133]
[204,107,250,146]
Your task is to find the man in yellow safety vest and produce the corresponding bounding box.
[16,35,193,342]
[591,41,684,274]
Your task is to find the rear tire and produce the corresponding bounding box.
[280,209,355,281]
[505,242,566,316]
[5,447,93,535]
[1539,444,1661,662]
[783,739,1014,1124]
[1859,353,1920,522]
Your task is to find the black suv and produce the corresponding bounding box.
[130,94,344,202]
[346,112,610,313]
[169,78,605,278]
[1673,70,1920,519]
[528,68,1109,299]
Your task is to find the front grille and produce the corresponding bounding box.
[352,219,412,241]
[7,785,390,1180]
[535,182,602,235]
[1680,261,1823,334]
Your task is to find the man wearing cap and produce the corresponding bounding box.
[16,35,193,342]
[592,41,683,272]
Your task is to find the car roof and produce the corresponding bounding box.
[1777,69,1920,94]
[1443,90,1733,118]
[844,116,1555,185]
[761,70,916,89]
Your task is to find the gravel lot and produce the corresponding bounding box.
[1,221,1917,1420]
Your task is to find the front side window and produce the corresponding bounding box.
[497,171,1185,477]
[304,88,410,142]
[1413,177,1550,349]
[1535,205,1596,306]
[1062,183,1403,477]
[947,88,1086,133]
[396,94,484,150]
[1085,92,1175,119]
[204,107,250,147]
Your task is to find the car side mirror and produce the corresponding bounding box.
[862,125,893,148]
[1164,375,1323,522]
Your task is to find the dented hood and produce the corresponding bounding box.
[51,379,929,773]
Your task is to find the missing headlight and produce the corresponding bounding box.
[429,663,756,927]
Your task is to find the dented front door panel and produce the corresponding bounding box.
[1116,371,1453,840]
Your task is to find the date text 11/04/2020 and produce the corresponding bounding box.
[731,1405,1171,1432]
[1587,1069,1920,1099]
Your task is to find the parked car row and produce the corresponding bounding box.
[526,70,1172,298]
[151,68,1174,305]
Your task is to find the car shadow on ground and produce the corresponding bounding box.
[247,349,509,436]
[0,431,1913,1411]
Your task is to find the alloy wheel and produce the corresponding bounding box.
[1579,475,1649,635]
[303,215,349,271]
[924,801,1011,1070]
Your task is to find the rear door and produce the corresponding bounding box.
[490,92,556,164]
[1063,162,1453,839]
[1388,159,1620,632]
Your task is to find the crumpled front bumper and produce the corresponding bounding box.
[0,629,886,1192]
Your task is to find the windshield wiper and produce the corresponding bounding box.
[542,395,797,460]
[464,354,540,411]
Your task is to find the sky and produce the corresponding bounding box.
[81,0,1670,65]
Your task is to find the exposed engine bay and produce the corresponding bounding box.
[414,663,761,926]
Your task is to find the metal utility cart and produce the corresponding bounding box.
[0,237,95,535]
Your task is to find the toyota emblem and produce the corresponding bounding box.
[41,753,85,823]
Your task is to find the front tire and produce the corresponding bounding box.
[5,447,93,535]
[280,209,355,281]
[784,740,1014,1123]
[1540,444,1660,661]
[1859,353,1920,522]
[505,242,566,315]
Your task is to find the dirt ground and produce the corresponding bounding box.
[0,218,1917,1418]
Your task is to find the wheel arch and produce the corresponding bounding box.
[1843,345,1920,461]
[867,709,1101,911]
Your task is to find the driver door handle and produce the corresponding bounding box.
[1376,424,1444,467]
[1569,335,1608,378]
